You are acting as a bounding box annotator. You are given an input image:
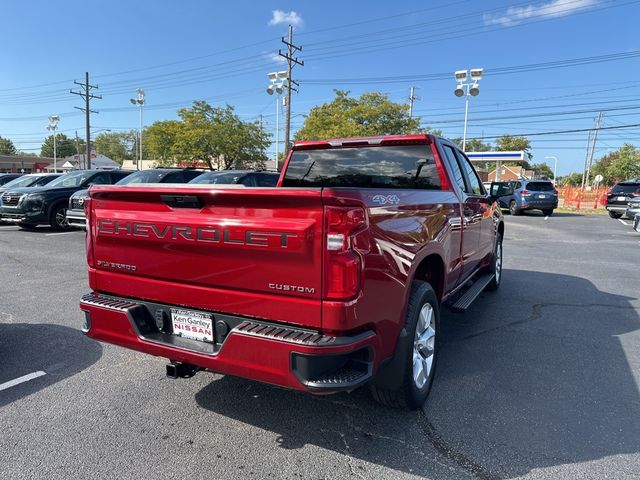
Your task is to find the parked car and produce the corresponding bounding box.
[606,179,640,219]
[0,170,133,230]
[0,173,23,186]
[66,168,206,229]
[491,179,558,216]
[634,213,640,233]
[625,197,640,220]
[0,173,61,197]
[188,170,279,186]
[79,134,505,409]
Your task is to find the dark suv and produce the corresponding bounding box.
[0,170,132,230]
[491,179,558,216]
[605,179,640,219]
[66,168,205,228]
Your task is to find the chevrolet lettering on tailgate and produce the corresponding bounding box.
[97,219,297,248]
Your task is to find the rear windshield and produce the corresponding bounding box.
[117,170,171,185]
[282,145,441,189]
[612,183,640,194]
[526,182,554,192]
[189,172,242,184]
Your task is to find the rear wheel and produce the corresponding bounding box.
[608,210,622,219]
[509,200,520,216]
[485,233,503,292]
[49,204,69,230]
[370,280,439,409]
[542,209,554,216]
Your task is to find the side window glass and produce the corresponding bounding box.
[239,175,257,187]
[89,173,110,185]
[456,150,483,195]
[442,145,466,193]
[163,172,184,183]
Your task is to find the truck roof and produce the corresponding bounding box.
[293,134,438,150]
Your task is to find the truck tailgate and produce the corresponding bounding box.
[88,185,323,328]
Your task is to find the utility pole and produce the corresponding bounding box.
[582,112,602,189]
[70,72,101,170]
[279,24,303,158]
[74,131,82,168]
[408,86,420,120]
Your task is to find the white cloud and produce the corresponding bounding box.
[484,0,596,26]
[264,52,286,64]
[268,10,303,27]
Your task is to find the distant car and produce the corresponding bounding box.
[0,170,133,230]
[188,170,279,186]
[625,197,640,220]
[490,179,558,216]
[0,173,61,198]
[0,173,23,186]
[66,168,205,229]
[606,179,640,219]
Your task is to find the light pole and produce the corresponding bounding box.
[266,71,287,171]
[454,68,483,151]
[545,156,558,186]
[130,89,145,170]
[47,115,60,173]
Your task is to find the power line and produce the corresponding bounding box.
[468,122,640,140]
[279,25,303,157]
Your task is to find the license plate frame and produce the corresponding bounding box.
[171,308,214,343]
[617,196,627,201]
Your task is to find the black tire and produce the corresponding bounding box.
[370,280,440,409]
[542,209,554,216]
[608,210,622,219]
[19,224,38,230]
[485,233,503,292]
[49,204,69,231]
[509,200,520,216]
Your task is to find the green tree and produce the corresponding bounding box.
[496,134,533,162]
[145,121,181,166]
[94,131,135,164]
[531,162,554,180]
[451,137,491,152]
[558,172,583,186]
[295,90,422,141]
[40,133,79,158]
[173,101,270,170]
[606,143,640,181]
[0,136,17,155]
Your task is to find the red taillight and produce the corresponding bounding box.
[84,196,94,268]
[324,206,366,301]
[554,189,559,196]
[631,192,640,198]
[521,189,530,195]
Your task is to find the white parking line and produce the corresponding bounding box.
[544,216,549,221]
[618,219,630,226]
[0,225,19,229]
[45,231,79,236]
[0,371,46,392]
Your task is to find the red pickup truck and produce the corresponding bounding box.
[80,134,504,409]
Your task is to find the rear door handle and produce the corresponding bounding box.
[161,195,204,208]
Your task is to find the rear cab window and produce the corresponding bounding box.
[282,145,442,189]
[526,182,554,192]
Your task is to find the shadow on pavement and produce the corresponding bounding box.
[0,323,102,408]
[195,270,639,479]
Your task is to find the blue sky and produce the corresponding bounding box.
[0,0,638,175]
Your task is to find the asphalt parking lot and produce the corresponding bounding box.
[1,213,639,480]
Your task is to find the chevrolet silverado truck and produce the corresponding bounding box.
[80,134,504,409]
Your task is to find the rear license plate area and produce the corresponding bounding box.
[171,308,214,343]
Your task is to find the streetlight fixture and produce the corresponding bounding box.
[130,88,145,170]
[453,68,483,151]
[47,115,60,173]
[545,156,558,186]
[266,71,287,171]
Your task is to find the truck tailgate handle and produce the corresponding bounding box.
[160,195,205,209]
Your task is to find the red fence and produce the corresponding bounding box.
[557,187,608,210]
